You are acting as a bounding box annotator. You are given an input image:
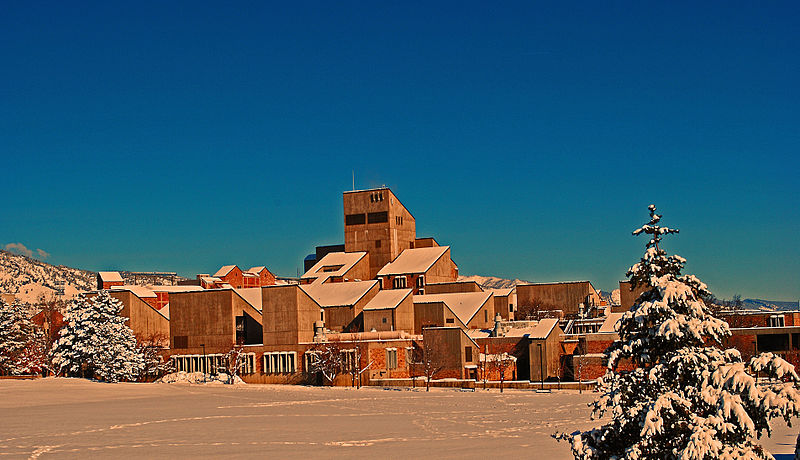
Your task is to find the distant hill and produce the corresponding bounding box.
[0,250,185,304]
[742,298,799,312]
[0,250,96,303]
[457,274,528,290]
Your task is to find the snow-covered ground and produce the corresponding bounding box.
[0,379,796,459]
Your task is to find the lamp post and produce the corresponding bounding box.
[537,343,544,390]
[201,343,206,382]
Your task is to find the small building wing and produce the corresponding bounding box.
[377,246,449,276]
[414,291,493,326]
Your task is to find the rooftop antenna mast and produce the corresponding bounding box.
[352,170,355,191]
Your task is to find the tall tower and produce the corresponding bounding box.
[343,187,416,279]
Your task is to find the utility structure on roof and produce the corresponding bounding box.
[343,187,416,279]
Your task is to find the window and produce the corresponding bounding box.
[171,354,224,374]
[341,349,357,372]
[263,352,297,374]
[240,353,256,374]
[509,304,514,313]
[386,348,398,370]
[484,309,488,322]
[769,315,785,328]
[319,265,344,273]
[382,317,387,323]
[345,213,366,225]
[464,346,473,363]
[173,336,188,349]
[368,211,388,223]
[393,276,407,289]
[375,239,381,248]
[446,318,455,324]
[416,276,425,288]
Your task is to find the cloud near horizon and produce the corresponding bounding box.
[4,242,49,259]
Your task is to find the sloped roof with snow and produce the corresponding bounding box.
[598,313,624,333]
[301,252,367,284]
[98,271,123,282]
[109,285,157,298]
[147,285,204,293]
[376,246,450,276]
[414,291,492,325]
[234,287,263,312]
[301,280,378,308]
[504,318,559,339]
[246,266,266,274]
[213,265,238,277]
[487,287,514,297]
[363,289,413,311]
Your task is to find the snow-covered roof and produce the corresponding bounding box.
[504,318,559,339]
[363,289,413,311]
[246,266,266,274]
[98,271,123,282]
[109,285,156,298]
[301,280,378,308]
[213,265,238,277]
[519,280,592,286]
[598,313,624,333]
[376,246,450,276]
[148,285,204,293]
[414,291,493,325]
[200,276,222,284]
[301,252,367,284]
[160,304,170,320]
[234,287,263,312]
[487,288,514,297]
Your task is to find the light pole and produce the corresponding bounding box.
[537,343,544,390]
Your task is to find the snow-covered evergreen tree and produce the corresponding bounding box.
[0,299,45,375]
[52,291,144,382]
[557,205,800,459]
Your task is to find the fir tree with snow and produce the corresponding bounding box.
[0,299,46,375]
[52,291,144,383]
[557,205,800,459]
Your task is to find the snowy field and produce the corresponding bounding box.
[0,379,797,459]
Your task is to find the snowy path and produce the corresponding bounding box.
[0,379,796,459]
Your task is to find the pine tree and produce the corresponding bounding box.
[0,299,45,375]
[52,291,144,382]
[557,205,800,459]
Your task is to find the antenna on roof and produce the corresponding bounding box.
[352,170,355,191]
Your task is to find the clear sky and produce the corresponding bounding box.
[2,2,798,300]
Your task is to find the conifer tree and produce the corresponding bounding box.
[52,291,144,382]
[557,205,800,459]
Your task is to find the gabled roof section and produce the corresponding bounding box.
[487,287,514,297]
[301,251,367,284]
[599,313,624,333]
[109,285,157,298]
[377,246,449,276]
[98,271,123,282]
[246,266,266,274]
[414,291,493,326]
[301,280,378,308]
[363,289,413,311]
[234,287,263,312]
[505,318,559,339]
[213,265,238,277]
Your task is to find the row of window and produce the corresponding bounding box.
[344,212,389,226]
[171,353,257,375]
[370,192,384,202]
[172,347,410,376]
[389,275,425,290]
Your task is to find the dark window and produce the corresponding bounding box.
[345,213,366,225]
[375,240,381,248]
[382,317,387,323]
[484,309,488,322]
[757,334,789,352]
[464,346,472,362]
[173,336,188,348]
[368,211,388,223]
[446,318,455,324]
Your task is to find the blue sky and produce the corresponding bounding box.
[2,2,797,300]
